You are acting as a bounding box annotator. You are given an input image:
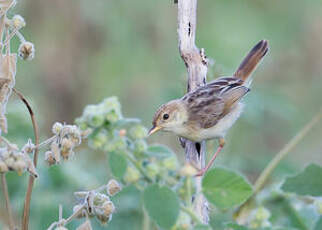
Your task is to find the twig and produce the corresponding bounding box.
[12,88,39,230]
[47,203,86,230]
[1,173,15,230]
[235,108,322,223]
[177,0,209,223]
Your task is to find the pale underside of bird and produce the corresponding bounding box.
[149,40,269,176]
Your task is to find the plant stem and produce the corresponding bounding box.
[186,176,192,208]
[13,88,40,230]
[143,208,150,230]
[47,203,86,230]
[253,108,322,195]
[177,0,209,223]
[180,205,203,225]
[235,108,322,223]
[1,173,15,230]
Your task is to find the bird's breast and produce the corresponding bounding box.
[179,103,244,141]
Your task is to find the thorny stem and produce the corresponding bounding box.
[180,205,203,225]
[235,108,322,222]
[13,88,40,230]
[1,173,15,230]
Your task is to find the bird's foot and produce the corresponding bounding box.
[195,168,207,177]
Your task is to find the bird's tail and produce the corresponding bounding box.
[233,40,269,82]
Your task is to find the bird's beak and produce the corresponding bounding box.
[148,125,162,136]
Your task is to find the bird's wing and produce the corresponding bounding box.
[183,77,249,129]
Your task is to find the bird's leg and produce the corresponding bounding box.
[195,138,225,177]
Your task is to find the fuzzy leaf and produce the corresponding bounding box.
[194,224,212,230]
[224,223,249,230]
[202,168,252,209]
[314,217,322,230]
[281,164,322,197]
[143,184,180,228]
[145,145,173,158]
[109,151,127,179]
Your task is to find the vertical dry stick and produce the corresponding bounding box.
[177,0,209,223]
[1,173,15,230]
[13,89,39,230]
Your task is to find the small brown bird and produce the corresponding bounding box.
[149,40,269,176]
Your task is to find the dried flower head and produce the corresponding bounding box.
[18,41,35,60]
[45,151,56,166]
[12,14,26,29]
[52,122,63,135]
[106,179,121,196]
[0,160,8,173]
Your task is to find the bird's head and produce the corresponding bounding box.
[149,99,187,136]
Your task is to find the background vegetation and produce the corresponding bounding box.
[1,0,322,229]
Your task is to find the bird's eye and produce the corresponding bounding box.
[163,114,169,120]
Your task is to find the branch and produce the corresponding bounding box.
[177,0,209,223]
[1,173,15,230]
[12,88,39,230]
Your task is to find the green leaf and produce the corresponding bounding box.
[224,222,249,230]
[109,151,127,178]
[281,164,322,197]
[314,217,322,230]
[113,118,141,128]
[194,224,212,230]
[143,184,180,228]
[202,168,253,209]
[144,145,174,158]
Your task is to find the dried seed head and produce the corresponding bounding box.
[52,122,63,134]
[12,15,26,29]
[107,179,121,196]
[4,157,15,168]
[22,139,35,153]
[96,213,111,225]
[50,142,61,163]
[13,160,27,175]
[73,204,86,219]
[45,151,56,166]
[18,41,35,61]
[0,160,8,173]
[93,193,110,207]
[61,138,73,149]
[101,201,115,216]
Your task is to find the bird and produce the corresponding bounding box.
[148,40,269,176]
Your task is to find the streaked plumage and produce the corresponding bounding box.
[149,40,269,175]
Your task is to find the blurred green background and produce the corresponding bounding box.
[1,0,322,229]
